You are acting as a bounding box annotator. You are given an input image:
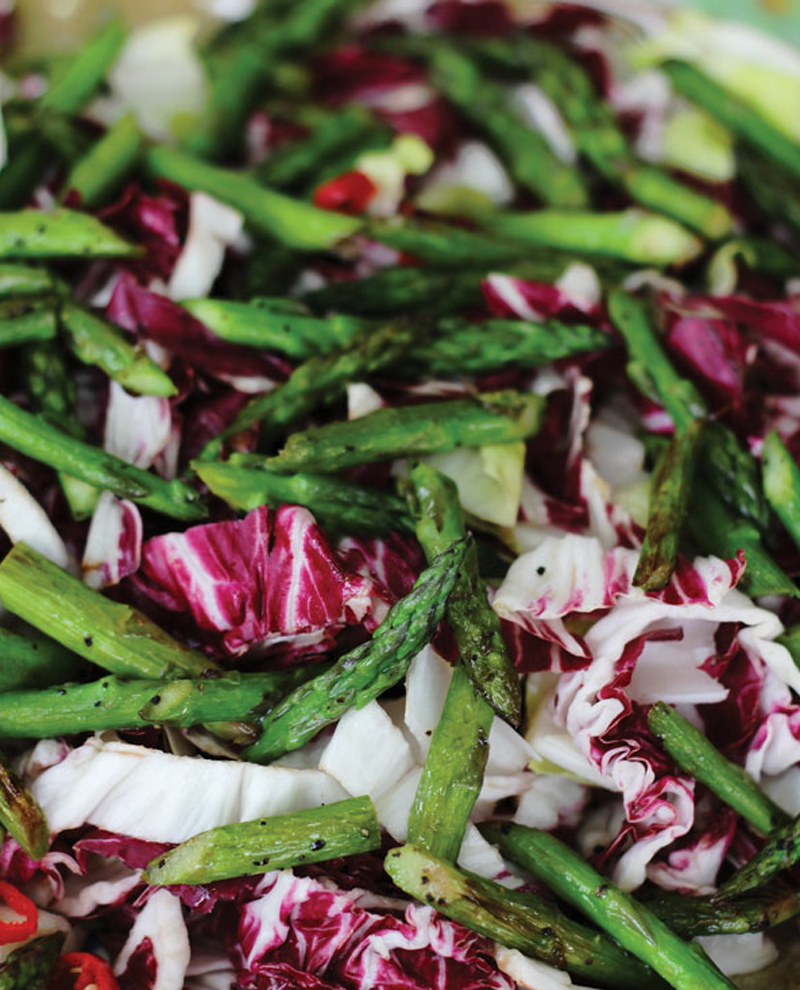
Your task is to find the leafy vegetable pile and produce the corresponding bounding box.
[0,0,799,987]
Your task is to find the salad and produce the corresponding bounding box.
[0,0,798,987]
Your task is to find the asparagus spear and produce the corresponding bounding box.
[687,481,799,599]
[22,340,98,519]
[242,538,468,763]
[384,844,661,990]
[481,36,731,238]
[0,544,217,680]
[0,264,54,298]
[194,461,414,535]
[0,933,64,990]
[634,421,703,591]
[0,209,137,259]
[146,146,362,250]
[144,796,380,885]
[199,318,419,458]
[415,317,613,375]
[257,105,390,189]
[0,748,49,859]
[427,44,589,208]
[648,702,790,835]
[406,664,493,859]
[0,394,206,520]
[60,301,177,397]
[700,421,773,535]
[301,266,486,316]
[266,391,545,474]
[649,885,800,938]
[367,217,535,268]
[485,210,703,267]
[0,669,317,737]
[0,306,57,347]
[406,461,520,724]
[762,429,800,552]
[737,146,800,237]
[182,298,365,357]
[777,623,800,671]
[62,112,144,208]
[483,822,737,990]
[0,627,84,693]
[717,814,800,898]
[664,61,800,185]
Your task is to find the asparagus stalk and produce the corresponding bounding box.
[367,217,535,268]
[762,429,800,552]
[301,265,486,316]
[777,623,800,671]
[242,538,468,763]
[648,702,790,835]
[687,481,799,599]
[0,306,57,347]
[384,844,661,990]
[62,112,144,208]
[257,105,389,189]
[0,264,54,298]
[199,318,419,458]
[406,461,520,723]
[664,61,800,185]
[634,421,703,591]
[649,885,800,938]
[485,210,703,267]
[0,209,137,259]
[415,318,613,375]
[194,461,414,535]
[144,796,380,884]
[717,814,800,898]
[484,36,731,238]
[0,748,49,859]
[60,301,177,397]
[483,822,737,990]
[0,933,64,990]
[737,146,800,237]
[699,422,773,536]
[0,544,217,680]
[39,19,126,115]
[0,628,84,693]
[0,394,206,520]
[266,391,545,474]
[427,44,589,208]
[0,669,317,737]
[182,297,365,357]
[406,664,493,859]
[146,146,362,250]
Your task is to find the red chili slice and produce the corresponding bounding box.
[51,952,121,990]
[0,880,37,945]
[313,170,377,214]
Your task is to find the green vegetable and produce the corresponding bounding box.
[0,668,319,738]
[634,421,703,591]
[201,319,417,458]
[60,301,177,397]
[146,146,362,250]
[486,210,703,267]
[194,461,414,535]
[144,796,380,884]
[0,209,137,259]
[384,844,661,990]
[648,701,790,835]
[649,885,800,938]
[62,112,144,208]
[0,933,65,990]
[367,217,534,268]
[762,430,800,552]
[0,306,57,348]
[406,461,520,723]
[0,747,49,859]
[0,627,84,693]
[484,822,737,990]
[717,814,800,898]
[0,394,206,520]
[699,421,773,536]
[0,543,217,680]
[39,19,126,115]
[0,264,54,299]
[242,538,468,763]
[665,61,800,185]
[266,391,545,474]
